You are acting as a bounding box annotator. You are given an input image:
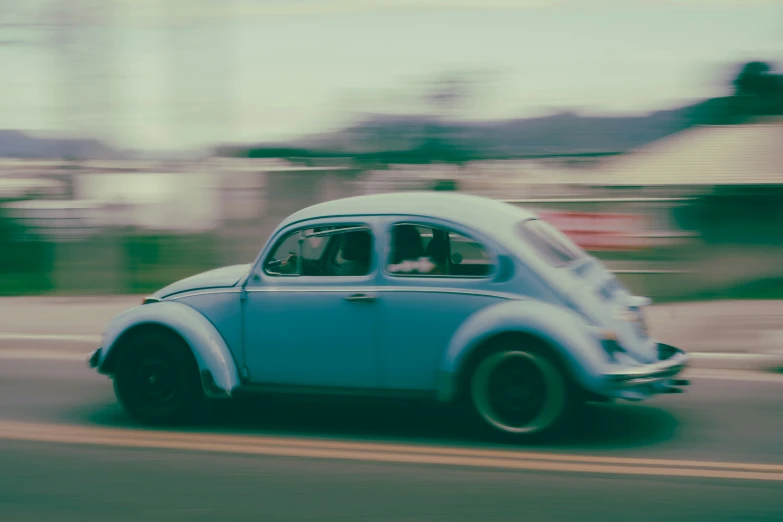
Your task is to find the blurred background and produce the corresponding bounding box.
[1,0,782,300]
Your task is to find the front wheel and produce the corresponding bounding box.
[469,349,572,441]
[112,329,203,425]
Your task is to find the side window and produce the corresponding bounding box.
[387,223,493,277]
[264,226,373,277]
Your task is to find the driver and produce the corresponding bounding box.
[332,231,371,276]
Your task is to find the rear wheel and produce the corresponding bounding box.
[112,329,203,425]
[469,348,572,441]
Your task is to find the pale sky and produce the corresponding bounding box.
[0,0,780,151]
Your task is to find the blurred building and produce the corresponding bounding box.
[1,119,782,298]
[588,118,783,192]
[581,119,783,296]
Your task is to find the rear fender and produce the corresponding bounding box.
[436,300,609,402]
[96,301,241,397]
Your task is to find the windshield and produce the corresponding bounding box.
[518,219,588,267]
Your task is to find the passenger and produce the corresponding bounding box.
[333,231,372,276]
[425,229,450,275]
[388,225,441,275]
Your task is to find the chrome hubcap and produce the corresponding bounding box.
[472,351,566,435]
[136,357,176,402]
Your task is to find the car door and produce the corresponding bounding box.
[242,219,381,389]
[376,218,506,392]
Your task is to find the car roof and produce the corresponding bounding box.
[279,192,538,238]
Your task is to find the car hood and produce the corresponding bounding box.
[153,264,251,299]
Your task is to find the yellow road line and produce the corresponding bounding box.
[0,420,781,481]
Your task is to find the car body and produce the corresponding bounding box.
[89,192,689,439]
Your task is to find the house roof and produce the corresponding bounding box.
[589,119,783,186]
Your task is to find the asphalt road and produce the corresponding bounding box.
[0,357,781,521]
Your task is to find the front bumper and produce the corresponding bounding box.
[601,343,690,399]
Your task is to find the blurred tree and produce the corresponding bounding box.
[425,74,475,120]
[723,61,783,123]
[419,73,481,166]
[734,62,775,97]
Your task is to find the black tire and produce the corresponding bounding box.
[468,347,574,442]
[112,328,203,426]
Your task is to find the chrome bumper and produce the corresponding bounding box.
[603,343,689,387]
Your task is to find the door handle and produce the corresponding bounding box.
[345,293,377,303]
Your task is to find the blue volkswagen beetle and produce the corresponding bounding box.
[89,192,689,440]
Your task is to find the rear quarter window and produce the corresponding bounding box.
[518,219,587,267]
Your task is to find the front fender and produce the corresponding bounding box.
[436,300,608,402]
[96,301,241,397]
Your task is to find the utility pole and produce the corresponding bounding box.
[46,0,80,161]
[45,0,119,161]
[164,0,239,155]
[86,0,119,153]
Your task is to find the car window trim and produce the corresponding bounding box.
[518,218,586,269]
[261,222,375,279]
[383,220,498,280]
[305,225,370,239]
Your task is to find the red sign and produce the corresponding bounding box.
[534,210,649,251]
